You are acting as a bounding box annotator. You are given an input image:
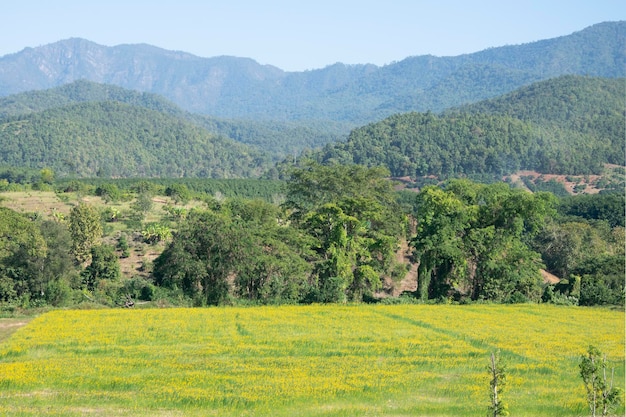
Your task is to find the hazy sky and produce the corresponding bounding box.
[2,0,624,71]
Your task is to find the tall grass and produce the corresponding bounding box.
[0,304,623,416]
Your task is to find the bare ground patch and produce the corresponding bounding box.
[0,318,32,342]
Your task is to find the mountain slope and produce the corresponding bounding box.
[0,22,623,123]
[312,76,625,177]
[0,80,351,159]
[0,101,270,178]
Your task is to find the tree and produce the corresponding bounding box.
[153,210,248,305]
[95,183,122,203]
[284,163,406,302]
[81,244,121,291]
[165,184,191,205]
[0,208,47,303]
[69,203,103,263]
[284,162,400,223]
[579,346,623,417]
[411,180,555,302]
[412,186,473,301]
[131,191,154,216]
[226,198,313,303]
[40,168,55,184]
[488,351,508,417]
[37,220,80,305]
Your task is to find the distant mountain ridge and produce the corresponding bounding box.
[0,21,623,123]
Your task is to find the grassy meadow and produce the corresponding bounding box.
[0,304,623,416]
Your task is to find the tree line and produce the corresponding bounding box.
[0,164,623,308]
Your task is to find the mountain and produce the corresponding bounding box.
[0,22,623,123]
[0,80,350,159]
[310,76,625,178]
[0,99,271,178]
[0,79,184,119]
[447,75,625,138]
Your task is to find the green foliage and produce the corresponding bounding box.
[141,223,172,244]
[165,184,192,204]
[38,220,80,305]
[559,192,625,228]
[0,101,271,178]
[68,203,103,263]
[124,276,156,302]
[39,168,55,184]
[153,200,313,306]
[117,234,130,258]
[579,346,623,417]
[286,163,406,302]
[131,192,154,215]
[412,180,554,302]
[534,193,625,306]
[312,77,624,178]
[81,245,121,291]
[153,210,247,305]
[576,255,625,306]
[0,208,47,303]
[488,351,508,417]
[95,183,122,203]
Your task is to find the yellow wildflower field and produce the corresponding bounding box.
[0,304,623,416]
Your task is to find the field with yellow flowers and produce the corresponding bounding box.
[0,304,623,416]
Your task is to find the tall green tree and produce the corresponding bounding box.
[153,210,243,305]
[153,204,313,305]
[412,180,555,302]
[0,208,47,303]
[69,203,102,263]
[285,163,406,302]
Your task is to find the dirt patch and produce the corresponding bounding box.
[541,269,561,285]
[0,191,72,218]
[0,318,31,343]
[510,170,603,194]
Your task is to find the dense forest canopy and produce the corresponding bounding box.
[0,100,271,177]
[0,80,352,160]
[312,76,625,178]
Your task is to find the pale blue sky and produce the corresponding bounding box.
[2,0,624,71]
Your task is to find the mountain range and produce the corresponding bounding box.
[0,21,623,124]
[0,21,623,179]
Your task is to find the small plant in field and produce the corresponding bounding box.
[117,234,130,258]
[141,223,171,244]
[488,351,508,417]
[579,345,623,417]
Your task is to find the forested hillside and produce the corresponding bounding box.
[312,76,625,178]
[0,101,271,177]
[0,79,184,119]
[0,22,623,122]
[0,80,350,160]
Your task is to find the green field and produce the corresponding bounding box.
[0,304,623,416]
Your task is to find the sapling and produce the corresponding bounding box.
[488,351,508,417]
[579,345,623,417]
